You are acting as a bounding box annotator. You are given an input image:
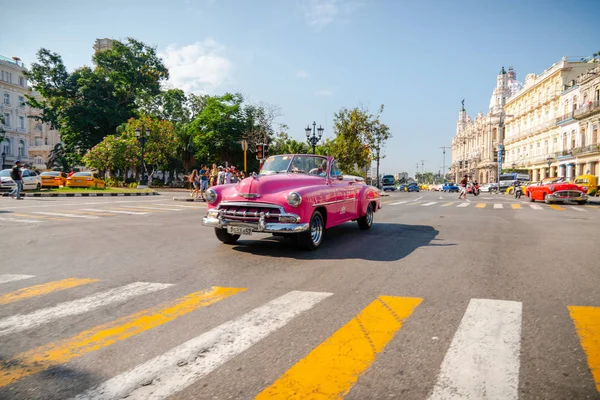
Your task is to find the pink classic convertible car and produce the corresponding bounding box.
[202,154,381,249]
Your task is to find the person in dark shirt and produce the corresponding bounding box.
[9,161,24,200]
[458,174,468,200]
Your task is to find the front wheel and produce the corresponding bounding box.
[357,202,374,230]
[297,210,325,250]
[215,228,240,244]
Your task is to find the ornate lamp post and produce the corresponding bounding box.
[135,126,149,186]
[0,127,6,169]
[305,121,324,154]
[546,157,553,178]
[512,162,516,171]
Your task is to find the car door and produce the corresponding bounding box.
[330,162,358,223]
[21,169,33,190]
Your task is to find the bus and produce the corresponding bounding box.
[499,173,530,190]
[381,175,396,191]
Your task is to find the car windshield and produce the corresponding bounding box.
[0,170,10,177]
[41,172,60,176]
[73,172,92,177]
[260,155,328,176]
[574,178,588,184]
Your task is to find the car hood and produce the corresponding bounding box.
[233,174,326,197]
[0,177,14,183]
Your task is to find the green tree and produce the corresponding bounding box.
[26,39,168,159]
[47,143,71,172]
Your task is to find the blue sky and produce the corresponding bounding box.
[4,0,600,176]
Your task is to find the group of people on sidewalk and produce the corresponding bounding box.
[188,164,246,200]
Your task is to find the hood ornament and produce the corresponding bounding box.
[239,193,260,199]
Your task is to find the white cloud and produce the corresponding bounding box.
[159,39,232,94]
[315,89,333,96]
[303,0,364,29]
[296,69,309,79]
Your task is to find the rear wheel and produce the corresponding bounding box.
[36,183,41,190]
[507,188,514,195]
[357,202,374,230]
[214,228,240,244]
[297,210,325,250]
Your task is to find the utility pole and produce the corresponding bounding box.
[420,160,426,182]
[439,146,450,183]
[415,162,419,183]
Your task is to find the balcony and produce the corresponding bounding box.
[555,111,575,125]
[29,144,53,151]
[572,144,600,157]
[554,150,574,159]
[574,101,600,120]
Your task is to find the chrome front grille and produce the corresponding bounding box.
[555,191,584,197]
[218,203,282,223]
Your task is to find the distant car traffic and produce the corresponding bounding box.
[479,183,498,192]
[442,183,459,192]
[66,172,106,189]
[0,168,42,191]
[407,183,420,192]
[41,171,69,188]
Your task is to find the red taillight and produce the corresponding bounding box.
[85,178,93,181]
[54,177,62,180]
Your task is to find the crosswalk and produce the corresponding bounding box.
[0,273,598,398]
[385,199,600,213]
[0,202,205,225]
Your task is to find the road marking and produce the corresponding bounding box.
[112,206,170,212]
[548,204,565,211]
[155,203,206,208]
[0,278,99,305]
[568,306,600,393]
[441,202,454,207]
[389,201,408,205]
[120,205,182,211]
[0,282,173,336]
[0,274,35,285]
[428,299,522,400]
[421,202,438,206]
[0,286,245,388]
[410,196,423,202]
[71,290,332,400]
[33,212,100,219]
[257,296,422,400]
[59,210,117,217]
[12,213,67,220]
[475,203,486,208]
[571,207,587,212]
[456,202,470,208]
[511,204,522,209]
[530,204,543,210]
[0,217,42,224]
[493,203,504,209]
[81,208,149,215]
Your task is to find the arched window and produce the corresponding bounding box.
[573,96,578,111]
[593,128,598,144]
[18,140,25,157]
[580,129,586,147]
[2,138,10,155]
[571,130,576,149]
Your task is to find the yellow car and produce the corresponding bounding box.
[66,172,106,189]
[505,183,528,195]
[40,171,68,188]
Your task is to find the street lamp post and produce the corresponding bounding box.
[0,127,5,169]
[546,157,553,178]
[305,122,324,155]
[135,127,149,186]
[512,163,516,171]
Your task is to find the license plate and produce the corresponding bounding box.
[227,226,253,236]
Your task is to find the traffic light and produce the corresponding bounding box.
[263,143,269,159]
[256,144,263,160]
[493,151,498,162]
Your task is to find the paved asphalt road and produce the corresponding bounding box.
[0,191,599,400]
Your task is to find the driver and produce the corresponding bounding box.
[309,159,328,176]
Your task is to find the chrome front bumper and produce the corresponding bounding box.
[202,208,309,233]
[546,192,588,202]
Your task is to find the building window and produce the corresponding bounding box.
[3,93,9,105]
[544,140,548,155]
[593,128,598,144]
[19,76,25,87]
[1,71,12,83]
[18,140,25,157]
[19,116,25,130]
[3,113,10,127]
[580,130,586,147]
[18,96,25,107]
[2,138,11,155]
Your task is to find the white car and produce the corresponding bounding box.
[479,183,498,192]
[0,168,43,192]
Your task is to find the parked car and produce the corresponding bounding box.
[66,172,106,189]
[527,178,588,204]
[505,183,528,195]
[442,183,459,192]
[399,184,407,191]
[479,183,498,192]
[0,168,42,192]
[201,154,381,250]
[40,171,69,188]
[407,183,420,192]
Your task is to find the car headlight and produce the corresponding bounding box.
[287,192,302,207]
[205,188,217,204]
[549,186,555,192]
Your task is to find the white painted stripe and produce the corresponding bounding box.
[33,212,99,219]
[72,290,333,400]
[456,202,470,208]
[154,203,205,208]
[0,217,42,224]
[0,274,35,284]
[81,209,149,215]
[389,201,408,205]
[493,203,504,209]
[428,298,522,400]
[0,282,173,336]
[529,204,543,210]
[120,206,182,211]
[410,196,423,202]
[571,207,587,212]
[421,202,438,206]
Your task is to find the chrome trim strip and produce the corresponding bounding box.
[312,199,345,207]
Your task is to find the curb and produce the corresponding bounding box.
[173,197,206,202]
[2,192,159,198]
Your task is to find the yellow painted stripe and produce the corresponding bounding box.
[475,203,486,208]
[548,204,565,211]
[12,213,67,221]
[0,278,98,305]
[256,296,422,399]
[0,286,245,388]
[61,210,116,216]
[441,202,454,207]
[569,306,600,393]
[511,204,522,209]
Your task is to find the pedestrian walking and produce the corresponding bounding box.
[217,166,225,185]
[190,169,200,198]
[9,161,24,200]
[210,164,218,187]
[199,165,209,200]
[458,174,468,200]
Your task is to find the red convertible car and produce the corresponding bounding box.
[202,154,381,250]
[527,178,588,204]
